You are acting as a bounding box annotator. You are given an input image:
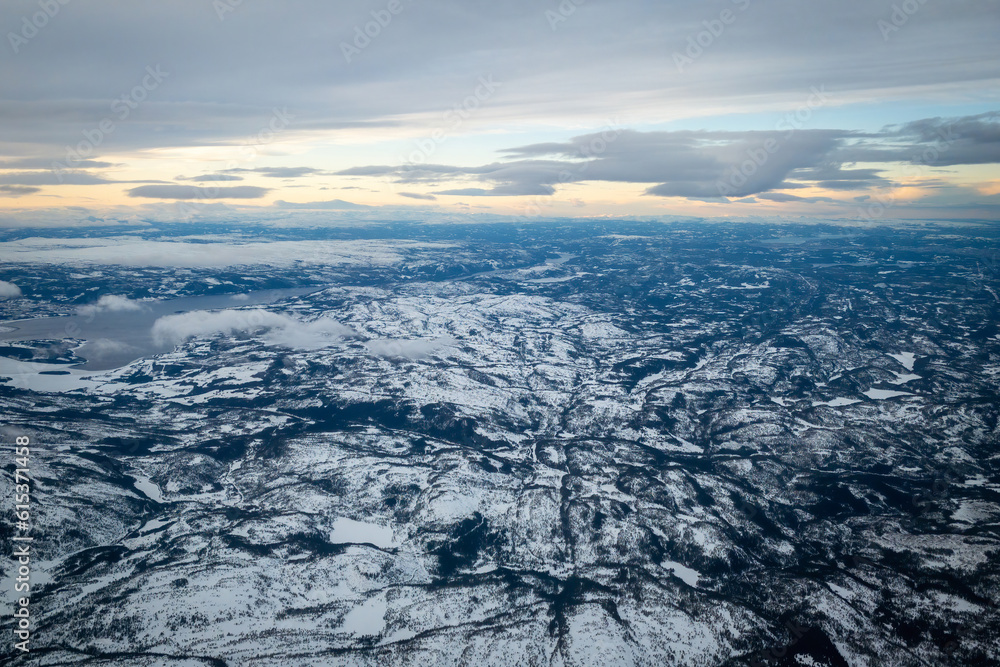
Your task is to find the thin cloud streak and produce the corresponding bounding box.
[127,185,270,200]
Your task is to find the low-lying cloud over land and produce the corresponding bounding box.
[364,336,456,360]
[77,294,147,317]
[152,309,354,349]
[0,280,22,298]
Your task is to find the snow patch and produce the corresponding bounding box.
[330,517,396,548]
[812,397,862,407]
[339,595,387,637]
[662,560,700,587]
[132,475,163,502]
[889,352,916,371]
[863,388,914,400]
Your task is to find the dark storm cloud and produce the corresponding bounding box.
[127,185,269,199]
[1,0,997,162]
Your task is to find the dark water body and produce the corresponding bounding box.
[0,287,317,370]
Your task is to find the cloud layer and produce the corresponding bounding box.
[0,1,997,215]
[2,0,997,159]
[340,113,1000,200]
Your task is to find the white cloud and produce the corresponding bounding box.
[151,309,353,349]
[262,317,356,350]
[0,280,22,298]
[77,294,147,316]
[364,336,456,360]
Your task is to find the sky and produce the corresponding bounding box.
[1,0,999,225]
